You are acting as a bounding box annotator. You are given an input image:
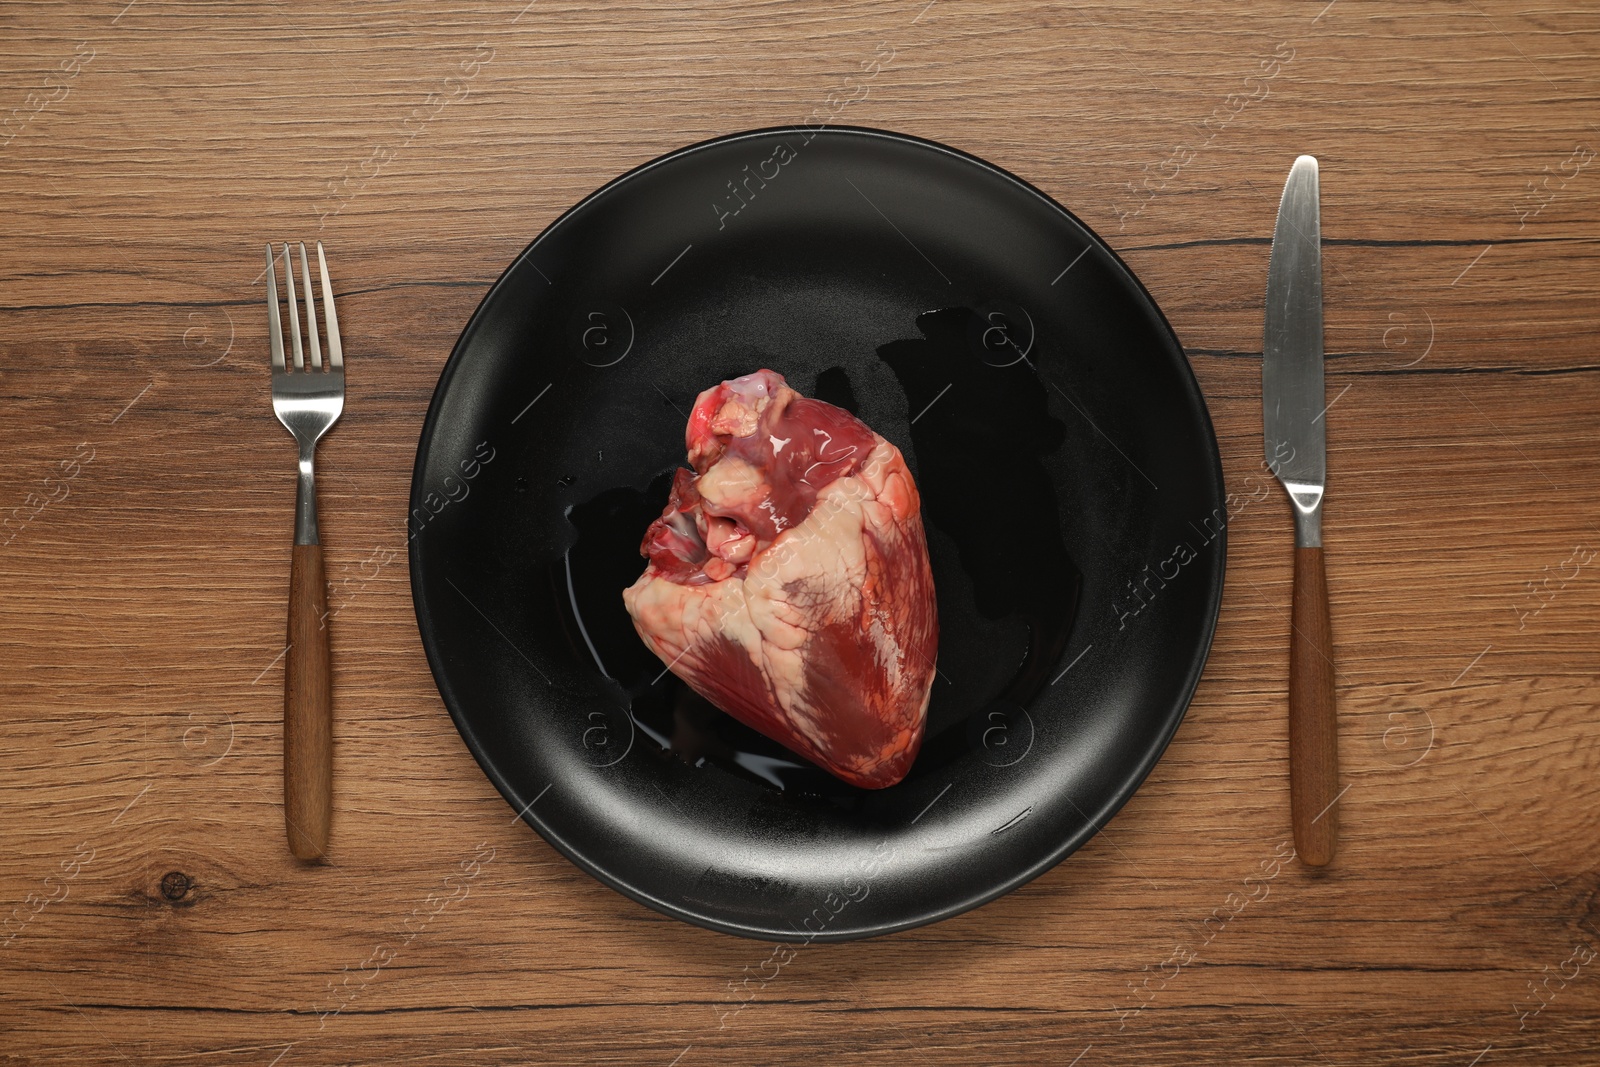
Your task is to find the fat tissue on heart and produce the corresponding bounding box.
[622,369,938,788]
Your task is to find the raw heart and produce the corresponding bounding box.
[623,369,939,788]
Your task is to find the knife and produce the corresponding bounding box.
[1263,154,1339,867]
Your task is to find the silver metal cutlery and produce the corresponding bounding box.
[1263,155,1339,866]
[267,241,345,861]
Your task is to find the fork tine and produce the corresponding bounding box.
[266,244,286,371]
[283,243,306,370]
[299,243,323,370]
[316,242,343,369]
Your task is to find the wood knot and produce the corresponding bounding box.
[160,871,192,901]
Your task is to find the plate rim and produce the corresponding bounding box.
[408,123,1228,941]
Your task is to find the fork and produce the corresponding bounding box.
[267,241,345,861]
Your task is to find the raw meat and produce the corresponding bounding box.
[623,369,938,788]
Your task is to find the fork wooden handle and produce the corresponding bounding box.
[1290,545,1338,866]
[285,543,332,860]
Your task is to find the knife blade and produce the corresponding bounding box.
[1263,154,1339,867]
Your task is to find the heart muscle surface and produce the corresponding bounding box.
[623,369,938,788]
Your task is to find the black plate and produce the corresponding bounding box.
[409,126,1225,941]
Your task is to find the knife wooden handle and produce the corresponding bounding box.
[1290,545,1338,866]
[285,543,332,861]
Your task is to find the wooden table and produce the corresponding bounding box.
[4,1,1598,1063]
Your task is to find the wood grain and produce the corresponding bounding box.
[1289,544,1339,866]
[3,0,1600,1064]
[285,542,332,862]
